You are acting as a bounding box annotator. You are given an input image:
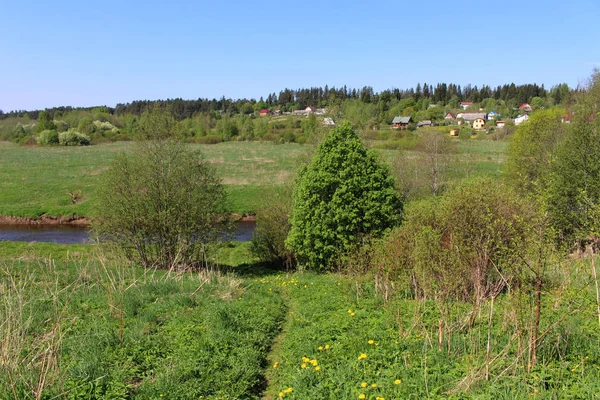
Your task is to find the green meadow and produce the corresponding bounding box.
[1,242,599,399]
[0,138,505,218]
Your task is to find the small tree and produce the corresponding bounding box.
[36,110,55,132]
[94,134,228,270]
[286,123,403,270]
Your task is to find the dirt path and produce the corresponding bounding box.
[261,284,293,400]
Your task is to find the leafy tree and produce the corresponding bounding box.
[94,131,228,270]
[547,72,600,244]
[505,108,567,198]
[286,123,403,270]
[36,110,55,132]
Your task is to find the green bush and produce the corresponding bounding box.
[37,129,59,146]
[93,138,229,270]
[251,185,294,267]
[58,131,91,146]
[286,123,403,271]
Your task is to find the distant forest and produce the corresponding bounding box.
[0,81,572,121]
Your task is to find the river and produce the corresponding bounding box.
[0,221,256,244]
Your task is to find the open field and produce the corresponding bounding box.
[0,139,506,218]
[0,141,310,217]
[1,242,599,399]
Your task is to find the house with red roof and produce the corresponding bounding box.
[460,101,473,110]
[519,103,533,113]
[259,109,272,116]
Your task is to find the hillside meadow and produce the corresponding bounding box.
[0,138,505,218]
[1,242,599,399]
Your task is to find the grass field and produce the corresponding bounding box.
[2,242,599,399]
[0,141,310,217]
[0,139,506,218]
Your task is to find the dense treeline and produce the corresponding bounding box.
[1,81,571,121]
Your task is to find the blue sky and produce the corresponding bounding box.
[1,0,599,111]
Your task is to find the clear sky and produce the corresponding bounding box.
[1,0,599,111]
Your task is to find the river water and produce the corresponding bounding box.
[0,221,256,244]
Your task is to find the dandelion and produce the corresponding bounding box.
[348,309,353,313]
[310,359,318,366]
[279,392,284,398]
[368,340,374,345]
[358,353,368,360]
[371,383,377,388]
[358,395,366,399]
[318,346,324,351]
[376,397,385,400]
[394,379,401,385]
[361,382,368,388]
[301,363,307,369]
[351,312,356,317]
[315,366,321,371]
[284,388,293,394]
[302,357,310,363]
[325,344,330,350]
[273,361,279,368]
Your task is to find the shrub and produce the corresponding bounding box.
[286,123,403,271]
[93,138,229,270]
[372,178,533,302]
[250,185,294,267]
[58,131,91,146]
[195,134,223,144]
[37,129,59,146]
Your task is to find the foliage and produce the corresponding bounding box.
[286,123,403,270]
[36,129,59,146]
[373,178,533,302]
[58,130,91,146]
[251,185,294,267]
[93,138,228,270]
[505,108,567,198]
[36,110,55,132]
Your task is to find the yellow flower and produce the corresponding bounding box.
[310,359,318,366]
[284,387,293,393]
[318,346,324,351]
[302,357,310,363]
[351,312,356,317]
[273,361,279,368]
[301,363,307,369]
[368,340,375,345]
[315,366,321,371]
[358,353,368,360]
[376,397,385,400]
[394,379,401,385]
[278,392,284,398]
[358,395,366,399]
[325,344,330,350]
[371,383,377,388]
[361,382,368,388]
[348,309,353,313]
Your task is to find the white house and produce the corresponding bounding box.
[515,114,529,125]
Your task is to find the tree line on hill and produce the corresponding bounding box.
[0,79,577,146]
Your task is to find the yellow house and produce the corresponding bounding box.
[473,118,486,130]
[450,129,459,137]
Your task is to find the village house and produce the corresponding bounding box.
[459,113,486,127]
[460,101,473,110]
[515,114,529,125]
[519,103,533,113]
[473,117,486,130]
[392,116,412,129]
[417,120,433,128]
[323,117,335,126]
[487,111,500,120]
[274,109,281,116]
[259,109,272,116]
[444,112,455,120]
[450,128,459,137]
[496,120,506,128]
